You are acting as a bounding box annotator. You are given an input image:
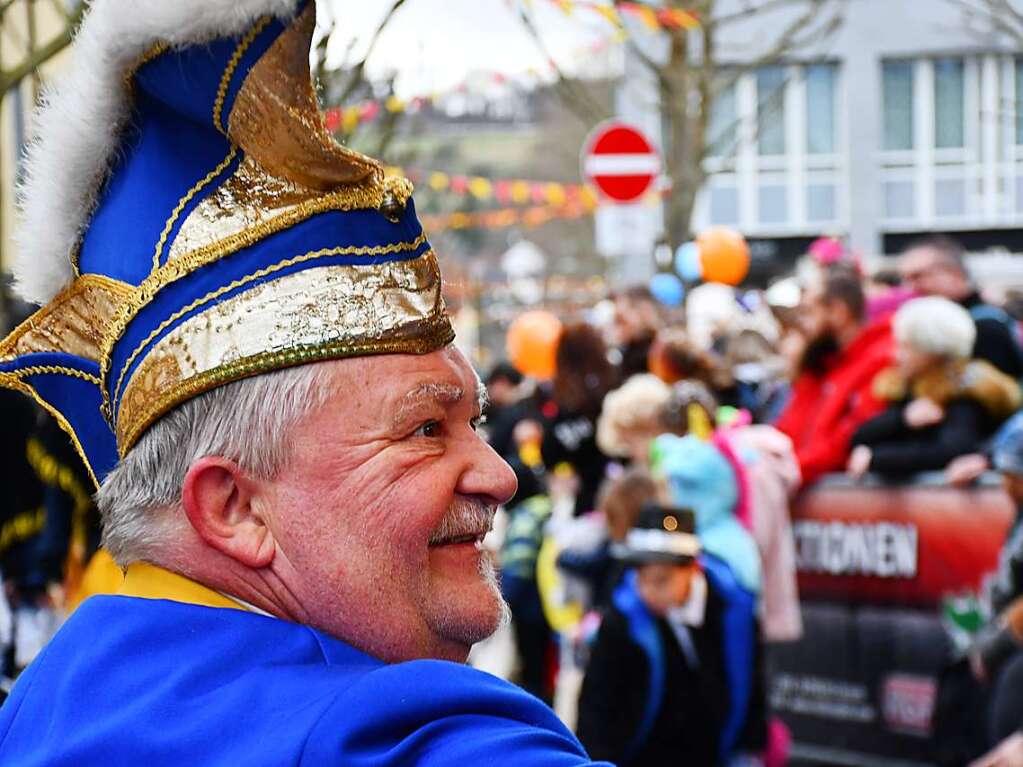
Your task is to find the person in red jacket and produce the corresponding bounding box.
[775,267,895,485]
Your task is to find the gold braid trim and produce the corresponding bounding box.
[103,231,429,419]
[119,321,455,455]
[213,16,272,135]
[11,366,102,387]
[0,373,100,490]
[0,273,133,362]
[150,146,239,272]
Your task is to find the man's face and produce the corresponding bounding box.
[265,346,517,663]
[801,288,847,342]
[900,247,967,300]
[636,561,695,616]
[613,296,659,345]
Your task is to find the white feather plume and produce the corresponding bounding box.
[13,0,300,305]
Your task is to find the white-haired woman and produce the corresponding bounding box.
[848,296,1022,478]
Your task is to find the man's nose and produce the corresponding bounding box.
[459,433,518,507]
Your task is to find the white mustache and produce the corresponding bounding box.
[429,501,495,545]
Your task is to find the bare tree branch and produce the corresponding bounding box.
[946,0,1023,44]
[1,2,84,94]
[332,0,408,107]
[513,1,608,126]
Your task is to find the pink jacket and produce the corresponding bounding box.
[725,425,803,642]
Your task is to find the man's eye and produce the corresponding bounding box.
[413,421,441,438]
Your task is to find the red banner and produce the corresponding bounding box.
[792,478,1014,606]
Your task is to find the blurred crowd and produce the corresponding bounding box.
[6,233,1023,764]
[482,234,1023,766]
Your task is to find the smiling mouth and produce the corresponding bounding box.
[429,532,487,548]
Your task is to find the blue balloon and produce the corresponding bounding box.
[674,241,703,282]
[649,273,685,307]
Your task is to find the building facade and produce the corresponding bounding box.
[612,0,1023,280]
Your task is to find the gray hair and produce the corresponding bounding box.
[893,295,977,360]
[97,363,333,566]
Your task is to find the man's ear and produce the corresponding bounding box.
[181,456,275,568]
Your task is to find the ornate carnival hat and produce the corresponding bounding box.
[0,0,453,487]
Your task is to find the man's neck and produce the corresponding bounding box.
[151,553,311,627]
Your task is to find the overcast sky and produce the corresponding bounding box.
[323,0,614,96]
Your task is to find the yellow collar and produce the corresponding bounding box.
[118,562,248,612]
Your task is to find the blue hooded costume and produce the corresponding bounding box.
[653,434,762,594]
[0,2,608,763]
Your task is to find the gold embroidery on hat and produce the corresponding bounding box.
[213,16,273,134]
[116,252,452,452]
[151,146,239,272]
[0,274,133,362]
[226,3,380,191]
[166,157,413,263]
[104,230,429,417]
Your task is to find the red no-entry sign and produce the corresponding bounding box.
[581,121,661,204]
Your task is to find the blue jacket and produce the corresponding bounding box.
[0,570,607,766]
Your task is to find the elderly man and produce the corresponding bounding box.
[0,2,608,764]
[901,235,1023,379]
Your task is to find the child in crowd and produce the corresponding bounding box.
[577,496,766,767]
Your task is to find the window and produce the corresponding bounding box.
[935,178,966,216]
[807,183,837,222]
[1017,58,1023,145]
[757,67,787,155]
[883,180,915,218]
[708,81,738,157]
[934,58,965,149]
[709,185,739,225]
[758,183,788,224]
[806,64,836,154]
[883,60,914,151]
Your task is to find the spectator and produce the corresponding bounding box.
[723,328,790,423]
[956,414,1023,767]
[653,433,762,595]
[774,267,895,484]
[541,323,616,516]
[596,374,672,468]
[901,235,1023,380]
[848,297,1021,478]
[648,328,741,410]
[482,363,543,507]
[612,286,662,380]
[577,503,766,767]
[500,495,555,705]
[482,362,526,460]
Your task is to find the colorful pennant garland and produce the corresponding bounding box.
[541,0,699,31]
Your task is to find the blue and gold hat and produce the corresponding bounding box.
[0,0,453,487]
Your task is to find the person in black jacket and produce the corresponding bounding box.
[541,323,616,516]
[848,296,1022,478]
[901,235,1023,380]
[577,503,766,767]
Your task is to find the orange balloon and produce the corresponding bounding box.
[697,226,750,286]
[507,311,562,379]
